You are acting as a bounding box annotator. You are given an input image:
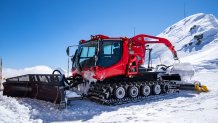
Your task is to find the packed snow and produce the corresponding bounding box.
[0,92,43,123]
[1,69,218,123]
[1,13,218,123]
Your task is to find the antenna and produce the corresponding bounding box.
[159,55,162,65]
[134,27,136,36]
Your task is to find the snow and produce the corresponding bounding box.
[83,70,97,83]
[170,62,195,82]
[0,92,42,123]
[76,70,97,95]
[1,69,218,123]
[66,91,81,98]
[0,13,218,123]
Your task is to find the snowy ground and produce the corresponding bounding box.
[1,68,218,123]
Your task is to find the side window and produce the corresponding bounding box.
[98,41,122,67]
[102,42,120,55]
[112,42,120,54]
[103,44,112,55]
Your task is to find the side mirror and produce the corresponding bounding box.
[66,45,78,57]
[66,47,70,56]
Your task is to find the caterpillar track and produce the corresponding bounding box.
[88,80,180,105]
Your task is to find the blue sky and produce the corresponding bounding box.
[0,0,218,69]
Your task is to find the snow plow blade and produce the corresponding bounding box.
[180,83,209,92]
[3,74,66,105]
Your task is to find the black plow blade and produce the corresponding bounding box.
[3,74,66,105]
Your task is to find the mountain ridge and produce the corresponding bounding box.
[152,13,218,65]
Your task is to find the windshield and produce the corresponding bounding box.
[77,41,98,69]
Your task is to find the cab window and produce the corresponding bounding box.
[97,41,122,67]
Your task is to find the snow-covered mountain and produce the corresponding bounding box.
[152,13,218,66]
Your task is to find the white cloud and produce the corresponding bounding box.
[2,65,53,78]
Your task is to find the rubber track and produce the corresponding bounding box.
[88,80,179,105]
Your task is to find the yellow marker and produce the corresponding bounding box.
[195,84,202,92]
[194,83,209,92]
[201,85,209,92]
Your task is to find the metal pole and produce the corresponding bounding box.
[67,57,69,77]
[0,58,2,90]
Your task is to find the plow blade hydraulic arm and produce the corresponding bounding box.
[180,83,209,92]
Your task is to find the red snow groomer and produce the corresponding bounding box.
[3,34,208,107]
